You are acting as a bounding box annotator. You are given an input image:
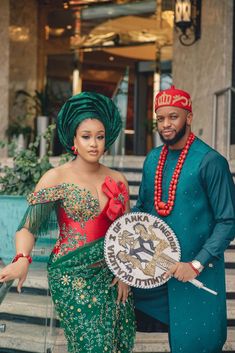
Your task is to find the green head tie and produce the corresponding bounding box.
[57,91,122,154]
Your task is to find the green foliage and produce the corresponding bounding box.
[6,123,32,139]
[7,86,51,140]
[58,152,72,165]
[145,119,158,133]
[6,89,38,139]
[14,87,49,118]
[152,118,158,132]
[0,124,56,196]
[35,89,49,116]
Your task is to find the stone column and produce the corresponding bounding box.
[0,0,38,157]
[173,0,233,157]
[0,0,10,153]
[9,0,38,130]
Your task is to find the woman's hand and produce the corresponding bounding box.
[111,277,130,304]
[0,258,29,293]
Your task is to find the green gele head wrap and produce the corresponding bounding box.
[57,91,122,154]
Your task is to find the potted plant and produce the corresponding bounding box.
[152,118,162,148]
[145,118,161,149]
[13,86,51,157]
[6,91,36,152]
[14,86,50,119]
[0,124,56,265]
[6,122,32,153]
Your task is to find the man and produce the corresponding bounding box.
[132,85,235,353]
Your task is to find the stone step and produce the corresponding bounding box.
[225,250,235,263]
[52,336,235,353]
[2,155,233,174]
[1,254,234,352]
[101,155,145,169]
[129,184,140,196]
[226,270,235,293]
[133,328,235,353]
[230,239,235,246]
[0,293,51,318]
[0,320,57,353]
[123,171,142,182]
[0,156,146,171]
[227,300,235,318]
[17,268,48,290]
[1,266,234,294]
[1,291,235,322]
[0,278,234,353]
[0,265,48,291]
[1,321,234,353]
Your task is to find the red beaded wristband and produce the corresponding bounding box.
[12,253,32,264]
[188,262,199,276]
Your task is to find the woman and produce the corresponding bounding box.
[0,92,136,353]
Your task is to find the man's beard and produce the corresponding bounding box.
[159,122,187,146]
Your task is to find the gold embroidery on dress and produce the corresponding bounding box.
[27,183,100,224]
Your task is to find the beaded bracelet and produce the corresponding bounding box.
[12,253,32,264]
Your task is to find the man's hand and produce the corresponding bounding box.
[164,262,198,282]
[111,277,130,304]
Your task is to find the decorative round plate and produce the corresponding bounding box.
[104,212,181,288]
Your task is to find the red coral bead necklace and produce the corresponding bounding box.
[154,132,196,217]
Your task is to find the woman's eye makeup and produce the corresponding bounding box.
[81,135,105,140]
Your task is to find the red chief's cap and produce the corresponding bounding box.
[155,85,192,112]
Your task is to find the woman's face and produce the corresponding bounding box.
[74,118,105,162]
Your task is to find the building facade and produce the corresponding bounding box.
[0,0,234,161]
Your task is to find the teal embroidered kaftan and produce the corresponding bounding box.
[133,137,235,353]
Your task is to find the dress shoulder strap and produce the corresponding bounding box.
[27,184,65,205]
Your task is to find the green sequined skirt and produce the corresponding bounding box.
[47,237,136,353]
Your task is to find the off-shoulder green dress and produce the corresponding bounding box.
[18,176,136,353]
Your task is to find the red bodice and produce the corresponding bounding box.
[33,176,129,259]
[27,176,128,260]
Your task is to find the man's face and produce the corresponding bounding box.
[155,106,192,146]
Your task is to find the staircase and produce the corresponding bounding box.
[0,156,234,353]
